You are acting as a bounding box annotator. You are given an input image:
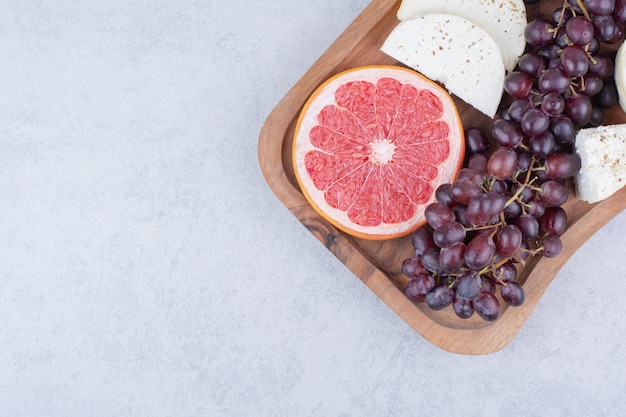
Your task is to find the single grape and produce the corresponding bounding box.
[453,294,474,319]
[496,224,524,258]
[588,106,605,127]
[487,147,519,180]
[501,282,526,307]
[425,285,455,310]
[466,193,494,226]
[456,272,482,300]
[504,71,533,98]
[540,206,568,236]
[552,6,574,24]
[504,199,523,219]
[526,198,546,217]
[411,228,436,255]
[539,67,571,94]
[465,234,496,270]
[545,152,582,179]
[435,183,456,208]
[492,118,524,148]
[565,15,595,45]
[525,18,556,46]
[468,153,488,172]
[439,242,466,273]
[592,14,620,42]
[453,205,470,227]
[465,127,490,154]
[425,202,455,229]
[451,179,482,205]
[578,74,604,96]
[493,261,517,283]
[518,53,547,78]
[550,116,577,144]
[565,95,593,126]
[480,276,497,293]
[588,54,614,78]
[594,80,618,108]
[457,168,487,185]
[473,292,501,321]
[521,109,550,136]
[485,190,507,218]
[402,256,427,279]
[529,131,556,158]
[433,221,467,248]
[508,98,534,123]
[516,214,540,239]
[542,235,563,258]
[537,179,570,207]
[541,93,565,116]
[421,247,442,274]
[560,45,589,77]
[405,273,436,303]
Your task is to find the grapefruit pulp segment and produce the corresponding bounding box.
[293,66,465,240]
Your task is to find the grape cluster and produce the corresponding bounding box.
[401,0,622,321]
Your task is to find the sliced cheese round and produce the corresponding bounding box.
[574,124,626,203]
[396,0,527,72]
[615,41,626,113]
[380,14,505,118]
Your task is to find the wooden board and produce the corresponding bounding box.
[258,0,626,354]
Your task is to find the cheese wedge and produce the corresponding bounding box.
[615,41,626,113]
[574,124,626,203]
[396,0,526,72]
[380,14,504,118]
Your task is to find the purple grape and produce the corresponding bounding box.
[578,74,603,96]
[542,235,563,258]
[538,179,570,207]
[565,95,593,126]
[465,127,490,154]
[453,205,470,227]
[588,54,614,78]
[425,202,455,229]
[435,183,456,208]
[439,242,466,273]
[421,247,442,274]
[518,53,547,78]
[451,179,482,205]
[504,71,533,98]
[433,221,467,248]
[615,0,626,22]
[541,93,565,117]
[529,131,556,158]
[487,147,519,180]
[550,116,577,144]
[456,272,482,300]
[592,14,620,43]
[493,261,518,283]
[473,292,501,321]
[501,282,526,307]
[525,18,556,46]
[545,152,582,179]
[492,118,524,148]
[465,234,496,270]
[521,109,550,136]
[588,106,605,127]
[594,80,618,108]
[516,214,540,239]
[565,15,595,45]
[560,45,589,77]
[508,98,534,123]
[411,228,436,255]
[539,67,571,94]
[526,198,546,217]
[466,193,494,226]
[402,256,427,279]
[425,285,455,310]
[585,0,615,15]
[540,206,568,236]
[453,294,474,319]
[405,274,436,303]
[468,153,488,172]
[457,168,486,185]
[496,225,523,258]
[486,190,507,218]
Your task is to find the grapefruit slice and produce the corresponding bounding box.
[292,65,465,240]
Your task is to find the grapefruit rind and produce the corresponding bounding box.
[292,65,465,241]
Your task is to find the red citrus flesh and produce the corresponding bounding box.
[293,65,465,240]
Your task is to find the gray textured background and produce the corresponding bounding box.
[1,1,625,416]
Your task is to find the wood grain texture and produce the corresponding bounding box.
[258,0,626,354]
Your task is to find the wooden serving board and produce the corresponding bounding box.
[258,0,626,354]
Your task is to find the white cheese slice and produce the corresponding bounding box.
[396,0,527,72]
[380,14,505,118]
[574,124,626,203]
[615,41,626,114]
